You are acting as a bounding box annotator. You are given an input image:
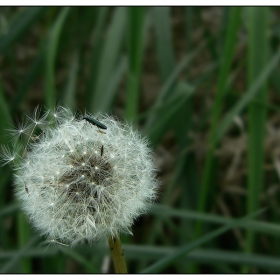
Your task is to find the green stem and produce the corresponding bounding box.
[108,235,127,273]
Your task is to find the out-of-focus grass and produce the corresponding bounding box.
[125,7,145,121]
[90,7,126,113]
[141,209,265,273]
[197,7,242,237]
[1,6,280,274]
[243,7,269,273]
[44,7,70,109]
[0,7,45,55]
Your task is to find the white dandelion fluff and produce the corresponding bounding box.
[4,106,159,247]
[0,145,19,166]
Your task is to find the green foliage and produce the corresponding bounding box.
[0,6,280,273]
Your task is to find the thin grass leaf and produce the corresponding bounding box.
[145,82,195,145]
[0,202,19,218]
[125,7,145,121]
[44,7,70,110]
[17,212,32,273]
[137,157,187,273]
[196,6,242,237]
[59,247,97,273]
[62,49,79,111]
[121,245,280,272]
[144,45,204,131]
[85,7,109,108]
[197,7,218,60]
[0,80,13,211]
[0,236,39,273]
[0,83,12,141]
[138,82,195,121]
[99,56,128,112]
[0,248,55,259]
[243,7,269,273]
[149,204,280,236]
[270,67,280,95]
[215,47,280,143]
[140,209,265,273]
[11,49,44,114]
[3,243,280,272]
[0,7,45,55]
[152,7,175,82]
[91,7,127,113]
[185,7,194,53]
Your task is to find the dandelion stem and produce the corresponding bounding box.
[108,235,127,273]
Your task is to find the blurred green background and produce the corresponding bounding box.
[1,6,280,273]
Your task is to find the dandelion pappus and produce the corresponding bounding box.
[21,177,29,194]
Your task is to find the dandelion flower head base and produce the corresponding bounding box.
[8,107,158,247]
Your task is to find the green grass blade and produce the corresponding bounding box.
[152,7,175,81]
[185,7,194,52]
[243,7,269,273]
[17,212,32,273]
[85,7,109,108]
[0,83,12,143]
[0,203,19,218]
[122,245,280,272]
[0,248,56,259]
[125,7,145,121]
[141,209,265,273]
[11,49,44,113]
[0,236,39,273]
[144,45,204,131]
[149,204,280,236]
[3,244,280,272]
[2,244,280,272]
[91,7,127,113]
[0,7,45,55]
[102,56,127,112]
[59,247,97,273]
[145,82,195,145]
[62,49,79,111]
[138,82,195,121]
[215,47,280,143]
[136,157,188,271]
[270,67,280,95]
[197,6,242,236]
[44,7,70,109]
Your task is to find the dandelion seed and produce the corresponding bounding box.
[27,105,50,127]
[40,238,69,249]
[6,118,32,143]
[0,145,18,166]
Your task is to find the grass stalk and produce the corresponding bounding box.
[190,9,241,272]
[242,7,269,273]
[125,6,145,121]
[44,7,70,109]
[17,212,32,273]
[195,7,241,236]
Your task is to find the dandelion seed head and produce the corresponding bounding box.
[7,106,158,247]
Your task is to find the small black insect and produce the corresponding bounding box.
[83,115,107,130]
[101,145,104,157]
